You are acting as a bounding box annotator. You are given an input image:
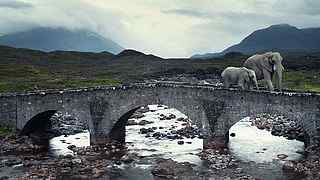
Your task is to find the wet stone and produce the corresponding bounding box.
[67,145,76,150]
[177,117,188,122]
[127,119,138,126]
[151,158,195,179]
[277,154,288,160]
[138,120,153,126]
[4,159,22,167]
[140,128,154,134]
[130,113,145,119]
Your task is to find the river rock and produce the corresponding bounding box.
[127,119,138,126]
[130,112,145,119]
[67,145,76,150]
[177,117,188,122]
[151,158,195,179]
[121,153,139,164]
[277,154,288,160]
[4,158,22,167]
[283,161,295,171]
[138,120,153,125]
[251,114,305,141]
[140,128,154,134]
[199,149,237,170]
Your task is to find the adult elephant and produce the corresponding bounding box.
[243,52,284,91]
[221,67,259,90]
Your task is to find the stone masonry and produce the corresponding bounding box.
[0,83,319,148]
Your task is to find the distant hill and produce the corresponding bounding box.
[0,27,124,54]
[192,24,320,59]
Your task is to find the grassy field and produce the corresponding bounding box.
[283,70,320,92]
[0,64,120,93]
[0,46,319,93]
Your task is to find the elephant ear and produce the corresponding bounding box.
[260,53,274,73]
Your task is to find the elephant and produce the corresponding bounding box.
[243,52,284,91]
[221,67,259,90]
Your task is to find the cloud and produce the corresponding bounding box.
[0,0,319,57]
[0,0,33,9]
[162,9,208,18]
[273,0,320,16]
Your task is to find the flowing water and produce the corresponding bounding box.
[49,105,306,179]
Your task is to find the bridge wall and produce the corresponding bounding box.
[0,84,319,148]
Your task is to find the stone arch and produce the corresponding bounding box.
[108,107,142,143]
[20,110,57,136]
[214,107,314,148]
[20,108,91,142]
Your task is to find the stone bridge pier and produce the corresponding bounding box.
[0,83,319,149]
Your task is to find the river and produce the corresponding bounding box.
[49,105,306,179]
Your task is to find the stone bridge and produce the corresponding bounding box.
[0,83,319,148]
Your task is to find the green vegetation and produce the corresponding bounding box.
[0,63,121,93]
[283,71,320,92]
[0,125,14,136]
[0,45,319,93]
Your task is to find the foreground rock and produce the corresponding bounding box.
[197,149,256,179]
[198,149,237,170]
[0,134,132,179]
[282,143,320,178]
[0,134,46,155]
[151,158,196,179]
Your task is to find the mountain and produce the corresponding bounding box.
[192,24,320,59]
[0,27,124,54]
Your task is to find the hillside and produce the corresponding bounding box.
[0,27,124,54]
[192,24,320,59]
[0,45,319,93]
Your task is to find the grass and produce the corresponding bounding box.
[0,46,319,93]
[0,63,121,93]
[0,125,14,136]
[0,63,319,93]
[0,78,121,93]
[283,70,320,92]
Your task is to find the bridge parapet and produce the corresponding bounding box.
[0,82,319,148]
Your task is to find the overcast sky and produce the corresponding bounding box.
[0,0,319,57]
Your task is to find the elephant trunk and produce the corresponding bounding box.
[275,64,284,90]
[254,78,259,90]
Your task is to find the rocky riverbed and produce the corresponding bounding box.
[250,113,305,141]
[1,107,320,179]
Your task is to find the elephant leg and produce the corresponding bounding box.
[238,80,245,90]
[244,81,250,90]
[263,69,274,91]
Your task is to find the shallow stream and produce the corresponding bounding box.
[50,105,306,179]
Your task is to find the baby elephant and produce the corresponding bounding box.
[221,67,259,90]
